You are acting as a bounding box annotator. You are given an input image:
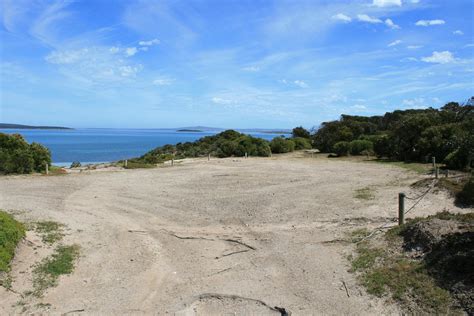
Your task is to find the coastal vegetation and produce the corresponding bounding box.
[0,133,51,174]
[312,101,473,170]
[0,211,25,273]
[350,212,474,314]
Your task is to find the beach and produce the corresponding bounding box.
[0,153,465,314]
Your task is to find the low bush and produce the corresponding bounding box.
[270,137,295,153]
[0,211,25,272]
[0,133,51,174]
[333,141,351,156]
[350,140,373,155]
[293,137,312,150]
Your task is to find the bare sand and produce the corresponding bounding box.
[0,154,465,315]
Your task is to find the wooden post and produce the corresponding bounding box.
[124,159,128,167]
[45,163,49,175]
[432,156,436,168]
[171,159,174,166]
[435,167,439,179]
[245,152,248,159]
[445,170,449,178]
[208,154,210,161]
[398,193,405,226]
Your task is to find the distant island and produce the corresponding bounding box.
[0,123,72,130]
[176,129,204,132]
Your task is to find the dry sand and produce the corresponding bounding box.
[0,154,466,315]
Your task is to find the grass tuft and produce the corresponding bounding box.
[372,159,430,174]
[354,187,375,200]
[34,221,64,244]
[33,245,79,296]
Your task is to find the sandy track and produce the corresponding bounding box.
[0,155,464,314]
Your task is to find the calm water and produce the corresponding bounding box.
[0,128,289,165]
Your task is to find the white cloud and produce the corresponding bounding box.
[352,104,367,110]
[45,48,89,64]
[242,66,260,72]
[372,0,401,7]
[407,45,423,49]
[388,40,402,47]
[294,80,308,88]
[153,77,174,85]
[138,38,160,46]
[125,47,138,57]
[332,13,351,23]
[415,19,445,26]
[109,46,120,53]
[453,30,463,35]
[211,97,233,105]
[385,19,400,29]
[421,51,454,64]
[402,97,428,109]
[119,65,141,77]
[357,14,382,24]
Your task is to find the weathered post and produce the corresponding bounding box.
[45,163,49,175]
[245,152,248,159]
[435,167,439,179]
[432,156,436,168]
[124,159,128,167]
[445,169,449,178]
[171,158,174,166]
[398,193,405,226]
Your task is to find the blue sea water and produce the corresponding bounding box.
[0,128,289,165]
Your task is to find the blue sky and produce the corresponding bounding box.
[1,0,473,128]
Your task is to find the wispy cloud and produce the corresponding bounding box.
[153,77,174,86]
[357,14,382,24]
[385,19,400,29]
[421,51,454,64]
[453,30,463,35]
[139,38,160,46]
[332,13,351,23]
[372,0,401,7]
[294,80,308,88]
[415,19,445,26]
[388,40,402,47]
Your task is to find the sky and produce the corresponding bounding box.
[0,0,473,129]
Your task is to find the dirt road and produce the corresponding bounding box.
[0,155,463,314]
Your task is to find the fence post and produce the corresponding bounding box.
[171,158,174,166]
[435,167,439,179]
[445,169,449,178]
[124,159,128,167]
[245,152,248,159]
[45,163,49,175]
[208,154,210,161]
[398,193,405,226]
[432,156,436,168]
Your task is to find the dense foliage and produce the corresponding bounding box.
[0,210,25,272]
[312,102,474,169]
[0,133,52,174]
[133,130,272,164]
[292,126,311,139]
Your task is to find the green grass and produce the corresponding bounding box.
[43,165,67,175]
[33,245,79,296]
[0,211,25,272]
[354,187,375,200]
[371,159,430,174]
[349,219,461,314]
[34,221,64,244]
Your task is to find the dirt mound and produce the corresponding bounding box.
[401,216,474,314]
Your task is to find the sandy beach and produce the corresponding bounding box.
[0,153,465,315]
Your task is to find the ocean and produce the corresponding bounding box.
[0,128,289,165]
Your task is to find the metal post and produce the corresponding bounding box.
[398,193,405,226]
[435,167,439,179]
[45,163,49,175]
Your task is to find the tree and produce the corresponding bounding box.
[292,126,310,139]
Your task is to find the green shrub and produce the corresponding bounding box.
[333,141,351,156]
[293,137,312,150]
[292,126,311,139]
[270,137,295,153]
[0,211,25,272]
[443,149,468,170]
[350,140,373,155]
[456,176,474,206]
[0,133,51,174]
[70,161,81,168]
